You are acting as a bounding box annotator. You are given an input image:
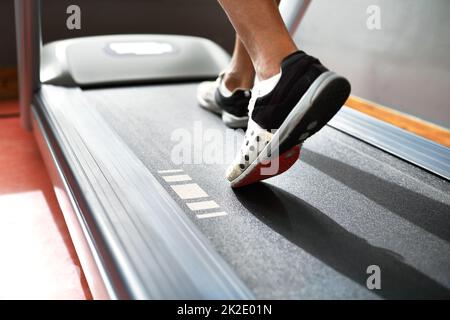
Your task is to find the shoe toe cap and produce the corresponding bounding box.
[225,164,242,182]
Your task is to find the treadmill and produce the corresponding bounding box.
[15,0,450,299]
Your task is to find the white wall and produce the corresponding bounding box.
[294,0,450,129]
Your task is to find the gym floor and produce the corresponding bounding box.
[0,100,91,299]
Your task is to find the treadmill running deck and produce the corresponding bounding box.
[81,83,450,299]
[36,82,450,299]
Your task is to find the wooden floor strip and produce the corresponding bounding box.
[346,96,450,147]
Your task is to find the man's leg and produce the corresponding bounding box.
[222,36,255,91]
[222,0,282,90]
[196,34,254,129]
[218,0,351,187]
[218,0,297,80]
[196,0,284,128]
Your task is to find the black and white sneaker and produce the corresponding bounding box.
[197,73,251,128]
[226,51,351,187]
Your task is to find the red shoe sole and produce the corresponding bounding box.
[231,145,301,188]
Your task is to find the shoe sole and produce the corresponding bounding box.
[222,111,249,129]
[232,145,301,188]
[197,91,249,129]
[231,71,351,188]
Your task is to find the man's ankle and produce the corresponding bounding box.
[255,47,298,80]
[223,71,255,92]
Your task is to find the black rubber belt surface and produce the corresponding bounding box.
[86,82,450,299]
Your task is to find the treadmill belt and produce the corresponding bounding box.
[84,83,450,299]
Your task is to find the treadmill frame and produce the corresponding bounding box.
[15,0,41,130]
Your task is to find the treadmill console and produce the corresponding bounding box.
[40,34,230,87]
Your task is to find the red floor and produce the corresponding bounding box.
[0,102,91,299]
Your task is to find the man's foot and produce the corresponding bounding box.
[197,73,251,129]
[226,51,351,188]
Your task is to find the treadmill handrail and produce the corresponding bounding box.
[14,0,42,130]
[280,0,312,35]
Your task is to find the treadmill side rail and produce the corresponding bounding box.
[33,85,254,300]
[32,107,112,300]
[330,107,450,181]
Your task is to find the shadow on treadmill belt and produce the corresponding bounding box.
[233,179,450,299]
[302,150,450,244]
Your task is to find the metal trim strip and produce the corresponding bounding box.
[34,85,254,299]
[330,107,450,181]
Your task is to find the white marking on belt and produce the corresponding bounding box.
[162,174,192,183]
[171,183,209,200]
[196,211,228,219]
[158,169,184,174]
[186,200,220,211]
